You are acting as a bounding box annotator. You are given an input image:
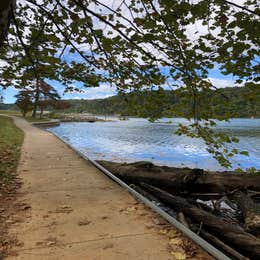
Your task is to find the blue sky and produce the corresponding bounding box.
[2,67,239,104]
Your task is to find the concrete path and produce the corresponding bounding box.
[7,117,210,260]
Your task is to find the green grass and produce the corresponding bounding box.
[0,110,21,116]
[0,110,49,122]
[0,116,24,187]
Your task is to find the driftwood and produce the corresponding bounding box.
[141,183,260,259]
[98,161,260,193]
[129,184,159,202]
[197,229,248,260]
[232,191,260,235]
[177,212,189,228]
[99,161,260,257]
[189,193,224,200]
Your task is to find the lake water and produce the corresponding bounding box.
[48,118,260,171]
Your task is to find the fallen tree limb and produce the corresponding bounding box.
[197,229,248,260]
[177,212,189,228]
[189,193,224,200]
[98,161,260,193]
[141,183,260,259]
[129,184,159,202]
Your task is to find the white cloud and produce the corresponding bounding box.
[0,59,8,68]
[208,77,242,88]
[64,83,117,100]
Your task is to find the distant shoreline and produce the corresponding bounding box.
[0,109,259,119]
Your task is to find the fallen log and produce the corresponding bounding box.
[197,229,248,260]
[141,183,260,259]
[129,184,159,202]
[98,161,260,193]
[231,191,260,235]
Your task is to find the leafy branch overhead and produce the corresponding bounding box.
[0,0,259,167]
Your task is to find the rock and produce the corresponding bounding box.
[77,218,91,226]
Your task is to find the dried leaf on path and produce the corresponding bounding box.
[171,251,186,260]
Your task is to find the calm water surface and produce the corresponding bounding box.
[48,118,260,171]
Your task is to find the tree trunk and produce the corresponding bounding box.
[232,191,260,235]
[0,0,16,46]
[32,100,37,118]
[98,161,260,193]
[32,79,40,118]
[40,106,43,119]
[142,183,260,259]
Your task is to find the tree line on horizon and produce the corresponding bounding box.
[1,85,259,119]
[51,86,260,119]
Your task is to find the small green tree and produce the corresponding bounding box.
[15,90,33,117]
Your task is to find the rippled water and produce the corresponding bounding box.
[48,118,260,171]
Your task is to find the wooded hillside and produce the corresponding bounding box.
[60,86,260,118]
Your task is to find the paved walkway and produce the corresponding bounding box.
[7,117,210,260]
